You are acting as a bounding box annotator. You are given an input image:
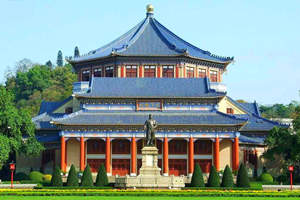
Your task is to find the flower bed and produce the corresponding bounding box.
[0,189,300,197]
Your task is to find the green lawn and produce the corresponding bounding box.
[2,197,300,200]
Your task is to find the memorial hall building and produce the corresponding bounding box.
[19,5,285,180]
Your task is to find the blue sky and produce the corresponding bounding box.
[0,0,299,105]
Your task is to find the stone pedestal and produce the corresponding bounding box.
[115,146,185,189]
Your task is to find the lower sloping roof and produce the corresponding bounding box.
[239,134,265,145]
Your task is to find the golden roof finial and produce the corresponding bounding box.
[146,4,154,14]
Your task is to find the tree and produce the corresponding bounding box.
[95,164,108,186]
[0,86,43,168]
[57,50,63,66]
[45,60,53,68]
[15,58,34,73]
[74,46,80,57]
[81,165,93,186]
[236,164,250,187]
[51,166,63,186]
[221,165,234,187]
[207,165,220,187]
[190,163,205,187]
[66,164,79,186]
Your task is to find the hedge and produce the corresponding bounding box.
[81,165,93,186]
[95,164,109,186]
[236,163,250,187]
[207,165,220,187]
[190,163,205,187]
[51,166,63,186]
[29,171,44,182]
[221,165,234,187]
[66,164,79,186]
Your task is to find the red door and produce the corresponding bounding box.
[195,159,212,173]
[87,159,105,173]
[112,159,130,176]
[169,159,187,176]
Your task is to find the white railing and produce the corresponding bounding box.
[72,81,90,94]
[209,82,227,93]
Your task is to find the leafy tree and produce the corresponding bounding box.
[51,166,63,186]
[81,165,93,186]
[0,86,43,168]
[67,164,79,186]
[45,60,53,68]
[95,164,108,186]
[190,163,205,187]
[57,50,63,66]
[236,164,250,187]
[221,165,234,187]
[74,46,80,57]
[207,165,220,187]
[15,58,34,73]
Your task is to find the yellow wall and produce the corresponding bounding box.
[218,97,246,115]
[67,138,80,171]
[219,139,232,169]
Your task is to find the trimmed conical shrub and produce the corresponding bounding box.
[81,165,93,186]
[236,163,250,187]
[66,164,79,186]
[95,164,109,186]
[51,166,63,186]
[221,165,234,187]
[190,163,205,187]
[207,165,220,187]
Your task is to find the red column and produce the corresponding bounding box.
[214,137,220,171]
[163,137,169,176]
[121,66,125,77]
[131,137,137,176]
[60,136,66,172]
[188,137,194,176]
[232,137,239,171]
[157,66,162,78]
[175,64,179,78]
[80,136,85,171]
[105,137,111,175]
[139,65,143,77]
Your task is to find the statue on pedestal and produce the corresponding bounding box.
[144,114,157,146]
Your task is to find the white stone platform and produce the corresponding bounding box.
[115,146,185,189]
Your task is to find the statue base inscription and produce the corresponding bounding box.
[115,146,185,189]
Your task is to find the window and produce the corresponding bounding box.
[105,66,114,77]
[198,68,206,78]
[126,65,137,77]
[186,67,194,78]
[82,69,90,81]
[210,70,218,82]
[93,68,102,77]
[227,108,234,114]
[162,65,174,77]
[65,107,73,114]
[144,65,156,77]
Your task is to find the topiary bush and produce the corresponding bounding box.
[81,165,93,186]
[15,172,29,181]
[221,165,234,187]
[190,163,205,187]
[51,166,63,186]
[67,164,79,186]
[236,163,250,187]
[259,173,273,184]
[207,165,220,187]
[29,171,44,182]
[43,174,52,182]
[95,164,108,186]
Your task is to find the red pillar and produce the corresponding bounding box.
[232,137,239,171]
[60,136,66,172]
[121,66,125,77]
[175,64,179,78]
[214,137,220,171]
[188,137,194,176]
[105,137,111,175]
[139,65,143,77]
[80,136,85,171]
[163,137,169,176]
[157,66,162,78]
[131,137,137,176]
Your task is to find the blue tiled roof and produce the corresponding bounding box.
[77,77,225,98]
[70,13,233,63]
[52,110,246,126]
[36,134,60,143]
[39,96,72,114]
[238,102,261,116]
[33,113,64,130]
[239,134,265,145]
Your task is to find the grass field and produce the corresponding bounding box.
[2,197,300,200]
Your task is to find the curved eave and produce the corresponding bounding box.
[74,95,226,99]
[68,53,233,66]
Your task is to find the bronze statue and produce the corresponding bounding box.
[144,114,157,146]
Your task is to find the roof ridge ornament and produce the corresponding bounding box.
[146,4,154,17]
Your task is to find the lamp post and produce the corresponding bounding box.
[9,161,15,189]
[288,165,294,191]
